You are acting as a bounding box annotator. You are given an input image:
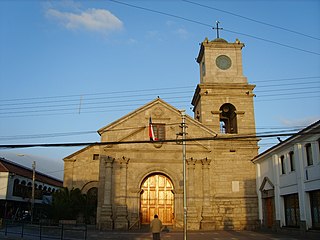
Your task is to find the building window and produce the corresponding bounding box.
[310,190,320,229]
[153,123,166,140]
[93,154,99,160]
[219,103,237,134]
[305,143,313,166]
[289,151,295,172]
[12,179,29,198]
[284,193,300,227]
[280,155,286,174]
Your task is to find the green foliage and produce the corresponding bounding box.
[51,187,87,221]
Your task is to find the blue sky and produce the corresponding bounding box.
[0,0,319,180]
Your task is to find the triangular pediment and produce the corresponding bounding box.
[259,176,274,191]
[97,98,216,151]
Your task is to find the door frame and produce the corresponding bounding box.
[140,172,175,225]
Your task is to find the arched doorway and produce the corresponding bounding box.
[140,174,174,225]
[87,187,98,224]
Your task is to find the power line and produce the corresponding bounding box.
[0,125,305,142]
[1,130,318,149]
[0,76,318,118]
[1,93,319,118]
[1,76,318,105]
[251,76,320,83]
[2,84,319,113]
[108,0,211,27]
[108,0,320,56]
[0,95,192,111]
[255,95,320,102]
[182,0,320,41]
[0,80,318,110]
[0,86,194,103]
[257,90,320,98]
[223,28,320,56]
[255,80,320,88]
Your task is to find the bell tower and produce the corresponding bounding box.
[191,37,256,136]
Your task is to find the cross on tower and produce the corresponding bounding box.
[212,21,223,39]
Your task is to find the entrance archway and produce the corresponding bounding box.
[140,174,174,225]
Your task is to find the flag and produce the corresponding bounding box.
[149,117,158,141]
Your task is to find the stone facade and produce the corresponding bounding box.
[63,37,259,230]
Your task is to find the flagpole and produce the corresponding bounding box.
[181,110,187,240]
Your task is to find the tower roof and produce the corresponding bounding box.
[212,38,228,43]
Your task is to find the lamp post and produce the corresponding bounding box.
[17,154,36,223]
[181,110,187,240]
[31,161,36,223]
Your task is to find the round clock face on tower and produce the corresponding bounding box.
[216,55,232,70]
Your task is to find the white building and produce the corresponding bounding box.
[252,120,320,231]
[0,157,63,221]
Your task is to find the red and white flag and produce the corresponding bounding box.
[149,117,158,141]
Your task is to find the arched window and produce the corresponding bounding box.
[13,179,20,196]
[219,103,238,134]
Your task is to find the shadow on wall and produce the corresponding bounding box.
[222,178,258,230]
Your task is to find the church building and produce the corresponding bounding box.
[63,36,259,230]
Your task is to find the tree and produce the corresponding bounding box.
[51,187,86,221]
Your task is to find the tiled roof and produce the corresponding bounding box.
[0,157,63,187]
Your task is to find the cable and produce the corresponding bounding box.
[0,131,97,141]
[0,125,304,142]
[255,80,320,88]
[0,76,318,105]
[0,81,318,113]
[255,95,320,102]
[251,76,320,83]
[0,95,192,111]
[223,28,320,56]
[257,90,320,98]
[0,75,318,117]
[182,0,320,41]
[1,94,319,118]
[107,0,320,56]
[108,0,211,28]
[0,86,194,103]
[1,130,319,149]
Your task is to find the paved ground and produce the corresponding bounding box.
[1,228,320,240]
[87,229,320,240]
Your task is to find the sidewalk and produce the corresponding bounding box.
[1,226,319,240]
[87,229,320,240]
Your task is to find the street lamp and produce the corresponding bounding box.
[180,110,187,240]
[31,161,36,223]
[17,154,36,223]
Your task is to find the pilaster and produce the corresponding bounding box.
[187,157,199,230]
[114,156,130,230]
[200,158,215,229]
[99,155,114,230]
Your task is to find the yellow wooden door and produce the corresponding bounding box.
[141,174,174,225]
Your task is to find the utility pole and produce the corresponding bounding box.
[181,110,187,240]
[31,161,36,223]
[17,154,36,223]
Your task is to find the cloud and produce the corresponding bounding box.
[46,8,123,33]
[175,28,189,39]
[279,116,319,127]
[166,20,189,39]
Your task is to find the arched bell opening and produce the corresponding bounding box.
[219,103,238,134]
